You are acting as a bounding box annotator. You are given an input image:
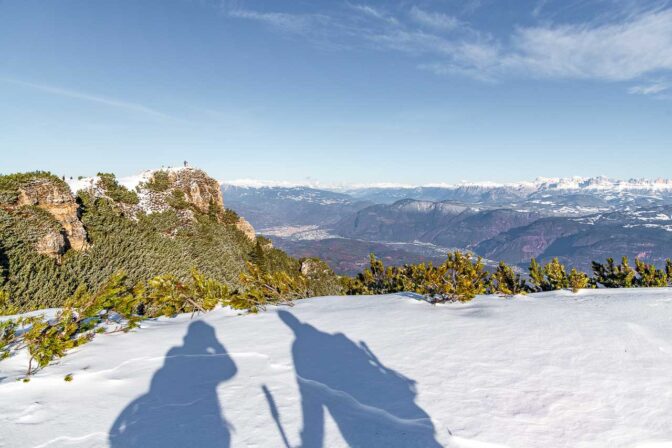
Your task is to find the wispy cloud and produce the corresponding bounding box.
[502,8,672,81]
[532,0,549,18]
[220,1,672,92]
[226,9,330,34]
[628,80,671,96]
[348,4,399,25]
[408,6,461,31]
[1,78,173,119]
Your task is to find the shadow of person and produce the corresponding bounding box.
[278,310,442,448]
[109,321,237,448]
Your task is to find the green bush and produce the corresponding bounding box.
[226,262,308,312]
[345,251,488,303]
[634,259,668,287]
[221,208,241,225]
[97,173,139,205]
[1,188,343,312]
[568,268,590,292]
[528,258,569,291]
[0,171,67,205]
[0,290,18,316]
[592,257,637,288]
[141,170,171,193]
[0,268,261,375]
[0,319,18,360]
[166,189,189,209]
[489,261,527,296]
[0,194,250,310]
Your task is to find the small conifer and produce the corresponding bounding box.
[568,268,589,293]
[489,261,527,296]
[634,259,667,287]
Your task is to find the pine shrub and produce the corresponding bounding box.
[592,257,637,288]
[528,258,569,291]
[568,268,590,293]
[97,173,139,205]
[634,259,668,287]
[489,261,527,296]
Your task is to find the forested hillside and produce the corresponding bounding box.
[0,168,341,311]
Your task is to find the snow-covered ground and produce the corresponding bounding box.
[2,289,672,448]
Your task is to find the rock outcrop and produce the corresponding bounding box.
[163,168,224,214]
[136,168,256,241]
[35,231,68,258]
[235,216,256,241]
[136,168,224,215]
[15,180,89,252]
[0,174,89,258]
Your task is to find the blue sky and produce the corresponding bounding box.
[1,0,672,184]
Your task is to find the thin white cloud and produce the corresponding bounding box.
[409,6,461,31]
[348,4,399,25]
[221,2,672,91]
[2,78,172,119]
[227,9,329,34]
[628,80,671,95]
[532,0,549,18]
[502,8,672,81]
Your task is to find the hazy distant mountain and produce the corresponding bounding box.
[221,184,371,229]
[272,238,448,276]
[222,177,672,274]
[341,176,672,207]
[476,206,672,270]
[333,199,540,249]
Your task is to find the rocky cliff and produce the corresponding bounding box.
[71,167,256,241]
[136,168,224,215]
[137,168,255,240]
[0,168,258,261]
[0,173,88,258]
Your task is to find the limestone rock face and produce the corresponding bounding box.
[167,168,224,214]
[235,216,256,241]
[136,168,226,219]
[300,258,328,277]
[35,231,67,259]
[14,178,89,253]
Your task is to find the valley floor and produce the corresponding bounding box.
[1,289,672,447]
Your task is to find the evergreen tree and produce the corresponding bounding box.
[430,251,488,303]
[249,240,267,271]
[228,262,310,311]
[528,258,547,291]
[592,257,636,288]
[0,318,18,360]
[634,259,667,287]
[489,261,527,296]
[568,268,590,293]
[0,290,18,316]
[354,254,398,295]
[544,258,569,290]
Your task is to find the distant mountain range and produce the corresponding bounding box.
[222,177,672,274]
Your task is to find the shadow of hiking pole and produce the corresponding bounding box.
[262,385,292,448]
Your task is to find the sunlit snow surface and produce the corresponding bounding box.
[1,290,672,447]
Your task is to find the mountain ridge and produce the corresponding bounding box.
[222,175,672,193]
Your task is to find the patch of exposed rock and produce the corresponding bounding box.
[137,168,224,215]
[137,168,257,241]
[35,231,67,259]
[16,183,89,252]
[1,175,89,257]
[300,258,330,277]
[67,167,258,242]
[235,216,256,240]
